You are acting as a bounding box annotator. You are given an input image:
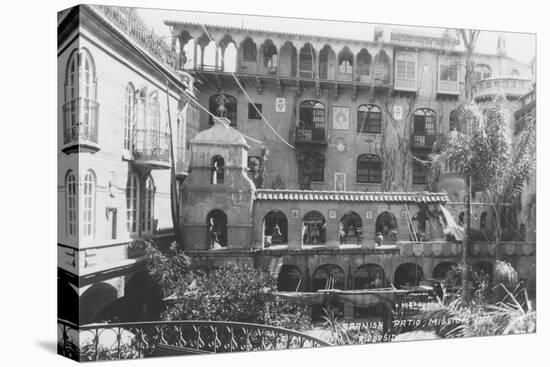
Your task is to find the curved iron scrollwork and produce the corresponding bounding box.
[57,319,331,361]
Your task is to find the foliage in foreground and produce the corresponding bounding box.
[144,244,311,331]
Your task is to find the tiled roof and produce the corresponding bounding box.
[254,189,448,203]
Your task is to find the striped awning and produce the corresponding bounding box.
[254,189,448,204]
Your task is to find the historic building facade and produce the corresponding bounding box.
[57,5,200,324]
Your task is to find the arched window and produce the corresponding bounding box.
[299,43,316,78]
[147,92,161,147]
[356,48,372,79]
[318,45,335,80]
[64,48,97,144]
[298,152,325,185]
[449,109,459,132]
[123,83,135,150]
[82,170,96,238]
[126,173,140,235]
[202,40,220,70]
[394,263,424,288]
[340,211,362,245]
[474,64,491,81]
[277,265,302,291]
[357,104,382,133]
[280,41,297,77]
[312,264,345,290]
[338,47,353,74]
[375,211,397,241]
[211,156,225,184]
[299,100,325,129]
[242,37,257,62]
[510,69,520,77]
[207,209,228,248]
[140,175,155,234]
[357,154,382,183]
[65,171,77,237]
[263,210,288,245]
[303,211,326,244]
[223,42,237,72]
[374,50,390,84]
[209,94,237,127]
[262,40,278,70]
[354,264,386,289]
[412,156,428,185]
[413,108,437,145]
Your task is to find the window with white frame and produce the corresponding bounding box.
[64,49,97,143]
[123,83,135,150]
[440,63,458,82]
[395,53,416,90]
[65,171,77,237]
[126,173,140,235]
[148,92,161,147]
[140,175,155,233]
[81,170,95,238]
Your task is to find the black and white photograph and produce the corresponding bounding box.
[54,3,539,362]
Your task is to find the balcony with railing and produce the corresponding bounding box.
[410,132,436,150]
[294,128,327,146]
[62,97,100,154]
[473,77,532,101]
[93,5,178,71]
[132,129,171,169]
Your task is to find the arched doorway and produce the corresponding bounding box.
[353,264,387,289]
[394,263,424,288]
[375,211,398,242]
[263,210,288,247]
[340,211,362,245]
[312,264,345,291]
[80,282,118,324]
[302,210,326,245]
[311,264,345,321]
[206,209,228,249]
[433,262,457,281]
[277,265,302,291]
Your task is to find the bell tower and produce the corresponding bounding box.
[181,118,255,250]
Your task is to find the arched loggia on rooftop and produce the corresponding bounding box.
[337,46,354,81]
[318,45,335,80]
[261,39,278,74]
[263,210,288,247]
[279,41,297,77]
[373,50,391,84]
[340,211,362,245]
[356,48,372,82]
[299,43,317,78]
[219,34,237,72]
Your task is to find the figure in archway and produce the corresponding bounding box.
[375,211,398,242]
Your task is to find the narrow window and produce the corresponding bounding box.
[123,83,135,150]
[81,170,95,237]
[212,156,225,184]
[126,173,139,235]
[140,175,155,234]
[65,171,77,237]
[298,152,325,186]
[412,158,428,185]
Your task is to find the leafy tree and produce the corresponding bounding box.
[145,245,311,331]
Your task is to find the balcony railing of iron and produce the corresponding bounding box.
[93,6,178,70]
[411,132,436,149]
[295,128,326,143]
[132,129,170,163]
[57,319,330,361]
[62,97,99,145]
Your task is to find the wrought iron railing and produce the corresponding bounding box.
[62,97,99,145]
[295,128,326,144]
[411,132,436,149]
[132,128,170,164]
[57,319,330,361]
[93,6,178,70]
[473,77,531,100]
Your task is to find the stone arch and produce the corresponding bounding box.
[121,271,164,321]
[58,279,79,323]
[375,211,398,242]
[206,209,228,248]
[373,49,391,83]
[302,210,326,245]
[263,210,288,246]
[353,264,387,289]
[241,37,257,63]
[356,48,372,81]
[299,43,317,78]
[340,211,362,245]
[312,264,345,291]
[337,46,354,76]
[279,41,297,77]
[80,282,118,324]
[261,39,278,71]
[220,36,237,73]
[432,261,457,281]
[394,263,424,288]
[319,44,336,79]
[277,264,302,291]
[211,155,225,184]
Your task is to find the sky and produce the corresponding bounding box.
[137,7,536,65]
